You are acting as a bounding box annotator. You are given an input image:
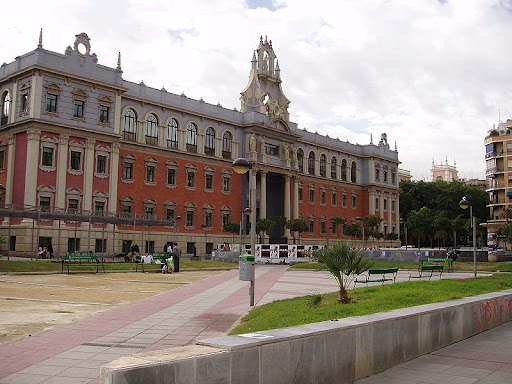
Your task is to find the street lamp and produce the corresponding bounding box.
[174,215,182,245]
[399,218,408,250]
[459,196,477,278]
[232,157,256,306]
[355,216,365,249]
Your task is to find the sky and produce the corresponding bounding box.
[2,0,511,181]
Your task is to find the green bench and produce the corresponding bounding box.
[354,268,399,287]
[135,252,170,272]
[409,265,443,280]
[419,257,453,272]
[61,251,105,274]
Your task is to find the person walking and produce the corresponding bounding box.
[172,242,182,272]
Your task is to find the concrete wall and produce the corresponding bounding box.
[100,290,512,384]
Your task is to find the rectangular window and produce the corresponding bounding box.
[309,220,315,233]
[21,94,28,112]
[391,173,396,184]
[42,147,54,167]
[383,199,388,211]
[298,187,303,202]
[96,155,107,174]
[187,171,195,188]
[73,100,84,118]
[95,201,105,214]
[375,169,380,181]
[68,198,79,213]
[320,221,326,234]
[264,143,280,156]
[383,171,388,183]
[70,151,82,170]
[39,196,51,211]
[352,195,357,208]
[146,165,156,182]
[205,212,213,227]
[145,241,155,254]
[167,169,176,185]
[321,191,326,205]
[331,191,337,206]
[309,189,315,203]
[0,149,5,170]
[9,236,16,251]
[391,200,396,212]
[342,194,347,207]
[145,206,154,218]
[222,176,230,192]
[187,242,195,254]
[222,213,230,226]
[375,198,380,210]
[99,105,109,123]
[68,238,80,252]
[46,94,57,113]
[95,239,107,253]
[205,174,213,190]
[166,208,175,220]
[122,205,132,215]
[123,163,133,180]
[186,211,194,227]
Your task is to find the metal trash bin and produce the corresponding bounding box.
[239,253,255,281]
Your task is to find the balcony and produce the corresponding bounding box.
[486,151,505,159]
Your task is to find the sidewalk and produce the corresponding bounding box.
[0,266,508,384]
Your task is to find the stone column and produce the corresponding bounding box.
[56,134,69,209]
[284,174,291,238]
[293,176,299,219]
[109,143,120,214]
[5,134,15,205]
[24,129,41,207]
[260,170,267,219]
[30,72,43,119]
[83,139,95,211]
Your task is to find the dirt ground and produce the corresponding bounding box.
[0,270,224,345]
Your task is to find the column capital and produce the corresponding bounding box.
[59,133,70,146]
[27,129,41,141]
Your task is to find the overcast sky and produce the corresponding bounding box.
[2,0,510,181]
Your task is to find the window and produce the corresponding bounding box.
[309,189,315,203]
[145,206,154,218]
[222,176,231,193]
[320,221,326,234]
[186,210,194,227]
[351,161,357,182]
[146,165,156,183]
[383,170,388,183]
[187,171,196,188]
[375,197,380,210]
[391,200,396,212]
[20,93,28,114]
[123,108,137,141]
[186,122,198,153]
[331,191,337,206]
[205,127,215,156]
[205,211,213,228]
[319,155,326,177]
[187,242,195,254]
[95,201,105,214]
[222,131,232,159]
[298,186,303,202]
[320,190,326,205]
[167,168,176,185]
[121,197,133,216]
[46,93,57,113]
[96,155,107,174]
[309,219,315,233]
[308,151,315,175]
[39,196,51,210]
[68,198,79,213]
[352,195,357,208]
[99,105,109,123]
[167,118,179,149]
[68,238,80,252]
[42,147,54,167]
[1,91,11,125]
[166,208,175,220]
[222,213,230,226]
[73,99,84,118]
[95,239,107,253]
[342,193,347,207]
[146,113,158,145]
[391,172,396,184]
[341,159,347,181]
[383,199,388,211]
[0,149,5,170]
[265,143,279,156]
[205,174,214,190]
[70,151,82,171]
[297,149,304,172]
[375,168,380,181]
[145,241,155,254]
[331,157,337,179]
[123,162,133,180]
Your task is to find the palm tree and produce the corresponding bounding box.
[314,241,373,303]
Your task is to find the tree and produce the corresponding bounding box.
[314,241,374,303]
[331,217,347,238]
[222,222,240,244]
[256,218,273,243]
[363,214,383,239]
[286,219,308,244]
[407,207,435,249]
[344,223,360,238]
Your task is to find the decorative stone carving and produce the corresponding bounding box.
[249,134,256,153]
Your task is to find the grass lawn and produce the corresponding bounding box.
[230,273,512,335]
[0,259,237,273]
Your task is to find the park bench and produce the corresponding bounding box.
[408,265,444,280]
[419,257,453,272]
[135,252,170,272]
[354,268,399,287]
[61,251,105,274]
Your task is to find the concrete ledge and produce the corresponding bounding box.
[100,289,512,383]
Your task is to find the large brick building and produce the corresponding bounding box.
[0,32,400,257]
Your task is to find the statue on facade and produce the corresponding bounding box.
[249,133,257,153]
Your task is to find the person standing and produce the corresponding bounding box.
[172,242,182,272]
[47,241,54,259]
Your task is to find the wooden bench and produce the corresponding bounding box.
[419,257,453,272]
[354,268,399,287]
[409,265,443,280]
[135,252,170,272]
[61,251,105,274]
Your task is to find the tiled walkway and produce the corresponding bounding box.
[0,266,509,383]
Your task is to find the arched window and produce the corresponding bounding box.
[1,91,11,126]
[350,161,357,182]
[167,118,179,149]
[123,108,137,141]
[297,149,304,172]
[222,131,232,159]
[331,157,337,179]
[186,122,197,153]
[341,159,347,181]
[205,127,216,156]
[319,154,326,177]
[308,151,315,175]
[145,113,158,145]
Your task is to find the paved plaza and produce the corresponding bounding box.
[0,266,510,383]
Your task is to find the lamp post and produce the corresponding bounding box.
[399,218,408,250]
[355,216,365,249]
[200,224,207,257]
[0,184,5,259]
[174,215,182,245]
[233,157,256,306]
[459,196,477,278]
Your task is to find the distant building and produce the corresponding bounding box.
[398,168,412,183]
[431,158,458,182]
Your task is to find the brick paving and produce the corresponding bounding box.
[0,266,509,383]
